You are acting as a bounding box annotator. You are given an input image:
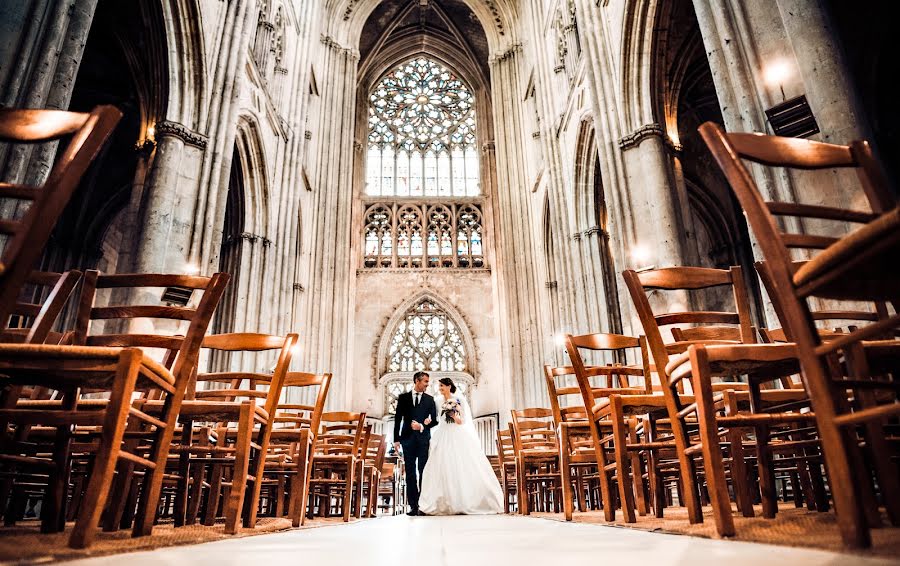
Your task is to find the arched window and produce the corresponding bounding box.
[366,57,479,197]
[388,298,467,373]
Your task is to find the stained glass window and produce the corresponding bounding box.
[388,299,467,373]
[362,202,485,268]
[367,58,479,197]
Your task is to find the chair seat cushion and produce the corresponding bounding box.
[792,207,900,300]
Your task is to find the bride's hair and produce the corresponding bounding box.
[438,377,457,393]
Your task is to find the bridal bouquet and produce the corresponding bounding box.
[440,398,461,424]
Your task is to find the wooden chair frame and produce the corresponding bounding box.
[701,121,900,548]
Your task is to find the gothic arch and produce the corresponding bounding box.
[159,0,206,130]
[374,291,478,383]
[234,115,271,239]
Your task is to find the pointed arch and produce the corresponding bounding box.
[374,291,478,382]
[234,114,271,239]
[160,0,206,130]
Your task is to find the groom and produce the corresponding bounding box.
[393,371,438,515]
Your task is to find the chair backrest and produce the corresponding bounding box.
[543,365,588,424]
[699,121,899,348]
[0,106,121,327]
[273,372,332,441]
[193,333,299,419]
[74,270,230,391]
[509,408,557,454]
[315,411,366,457]
[563,333,651,419]
[2,270,80,344]
[622,266,755,380]
[365,432,386,469]
[496,428,515,468]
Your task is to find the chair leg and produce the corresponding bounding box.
[754,424,778,519]
[69,352,140,549]
[724,391,755,518]
[343,461,355,522]
[43,391,76,533]
[588,421,616,522]
[245,425,271,528]
[690,347,735,537]
[667,398,703,524]
[627,418,649,516]
[610,398,636,523]
[559,432,574,521]
[203,461,224,526]
[224,404,254,535]
[291,442,311,527]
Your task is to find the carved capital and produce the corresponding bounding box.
[293,282,305,291]
[155,120,208,149]
[482,140,496,153]
[583,225,607,238]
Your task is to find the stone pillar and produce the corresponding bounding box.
[298,34,358,408]
[490,44,548,408]
[618,125,686,269]
[0,0,98,185]
[776,0,871,146]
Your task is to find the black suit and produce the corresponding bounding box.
[393,390,438,512]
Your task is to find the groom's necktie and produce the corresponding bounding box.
[414,393,420,407]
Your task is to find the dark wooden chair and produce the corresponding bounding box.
[0,106,120,328]
[701,121,900,548]
[361,432,386,518]
[0,269,228,547]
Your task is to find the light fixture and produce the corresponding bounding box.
[146,123,156,141]
[554,334,566,348]
[184,262,200,275]
[762,59,792,101]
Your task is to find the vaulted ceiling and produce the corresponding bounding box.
[358,0,490,86]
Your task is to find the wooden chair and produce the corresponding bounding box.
[263,372,332,526]
[496,428,517,513]
[544,365,598,520]
[361,432,386,518]
[0,270,80,526]
[623,265,817,536]
[0,269,228,547]
[376,460,401,515]
[307,411,366,522]
[509,408,561,515]
[0,106,120,328]
[701,121,900,548]
[146,332,298,534]
[561,335,664,523]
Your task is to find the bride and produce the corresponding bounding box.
[418,377,504,515]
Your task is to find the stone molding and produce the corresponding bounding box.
[582,225,608,238]
[482,140,496,153]
[490,42,522,65]
[292,283,305,291]
[357,267,491,275]
[155,120,208,149]
[571,231,582,241]
[617,123,681,152]
[482,0,506,36]
[237,232,272,247]
[545,280,558,289]
[320,34,359,60]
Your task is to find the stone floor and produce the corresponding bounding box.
[67,514,898,566]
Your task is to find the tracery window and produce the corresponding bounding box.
[364,202,484,268]
[388,299,468,373]
[383,377,470,415]
[366,58,479,197]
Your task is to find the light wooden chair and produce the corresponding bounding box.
[509,408,561,515]
[262,372,332,526]
[562,334,668,523]
[624,266,821,536]
[0,106,120,328]
[701,120,900,548]
[0,269,228,547]
[496,428,517,513]
[307,411,366,522]
[145,332,298,534]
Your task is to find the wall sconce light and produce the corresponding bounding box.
[183,262,200,275]
[763,59,792,101]
[554,334,566,348]
[146,123,156,141]
[631,245,655,272]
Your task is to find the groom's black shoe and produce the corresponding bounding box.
[416,510,428,516]
[406,509,419,516]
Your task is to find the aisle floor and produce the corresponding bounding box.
[67,514,897,566]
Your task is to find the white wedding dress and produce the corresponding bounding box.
[418,394,504,515]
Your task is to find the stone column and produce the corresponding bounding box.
[489,43,549,408]
[298,34,358,408]
[776,0,871,146]
[618,125,686,270]
[0,0,98,185]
